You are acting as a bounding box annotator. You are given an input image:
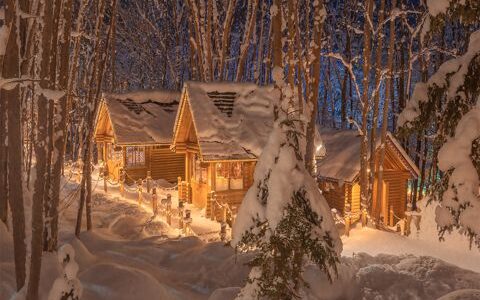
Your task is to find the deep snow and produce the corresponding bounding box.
[1,168,479,300]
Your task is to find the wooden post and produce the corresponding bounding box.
[177,176,182,200]
[137,180,143,206]
[220,222,227,242]
[389,205,394,227]
[166,201,172,225]
[400,218,406,235]
[222,205,227,223]
[146,171,152,193]
[178,200,184,230]
[345,215,351,237]
[152,188,158,216]
[186,182,191,203]
[405,202,412,236]
[119,169,125,197]
[103,169,108,193]
[209,191,216,221]
[184,209,192,236]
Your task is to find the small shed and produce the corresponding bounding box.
[316,128,419,225]
[94,90,185,183]
[171,81,277,218]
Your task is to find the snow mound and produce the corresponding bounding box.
[80,263,179,300]
[208,287,241,300]
[354,253,480,300]
[437,289,480,300]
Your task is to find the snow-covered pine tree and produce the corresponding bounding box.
[398,0,480,248]
[232,2,341,299]
[232,83,342,299]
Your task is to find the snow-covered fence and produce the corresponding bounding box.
[178,177,191,203]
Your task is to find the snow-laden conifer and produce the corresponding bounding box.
[233,47,342,300]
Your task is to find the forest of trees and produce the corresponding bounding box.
[0,0,479,298]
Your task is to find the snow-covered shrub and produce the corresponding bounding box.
[48,244,82,300]
[233,77,341,299]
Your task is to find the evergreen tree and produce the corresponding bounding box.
[399,0,480,248]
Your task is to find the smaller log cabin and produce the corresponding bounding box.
[316,128,419,226]
[94,90,185,183]
[171,82,277,219]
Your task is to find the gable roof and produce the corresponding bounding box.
[173,81,277,161]
[316,128,419,183]
[100,90,181,145]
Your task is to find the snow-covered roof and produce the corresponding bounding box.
[102,90,181,145]
[316,128,419,183]
[174,81,277,161]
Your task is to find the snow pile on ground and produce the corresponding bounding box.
[342,199,480,273]
[1,171,480,300]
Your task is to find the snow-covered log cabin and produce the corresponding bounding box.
[316,129,420,226]
[171,82,277,219]
[94,90,185,183]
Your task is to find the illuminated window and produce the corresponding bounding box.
[216,162,243,191]
[126,146,145,167]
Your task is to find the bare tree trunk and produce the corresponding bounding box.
[205,0,213,81]
[0,99,7,225]
[286,0,296,89]
[46,0,73,252]
[76,0,115,235]
[340,30,351,129]
[3,0,26,290]
[236,0,259,82]
[26,96,48,300]
[27,0,57,296]
[360,0,374,214]
[375,0,396,223]
[188,0,206,81]
[293,0,305,111]
[369,0,386,219]
[218,0,237,80]
[304,1,324,174]
[254,0,266,83]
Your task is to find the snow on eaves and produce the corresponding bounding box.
[316,128,418,183]
[104,90,181,145]
[181,81,278,161]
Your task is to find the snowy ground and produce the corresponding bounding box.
[1,167,480,299]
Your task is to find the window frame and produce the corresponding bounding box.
[125,146,146,168]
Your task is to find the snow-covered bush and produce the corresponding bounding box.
[232,72,342,299]
[48,244,82,300]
